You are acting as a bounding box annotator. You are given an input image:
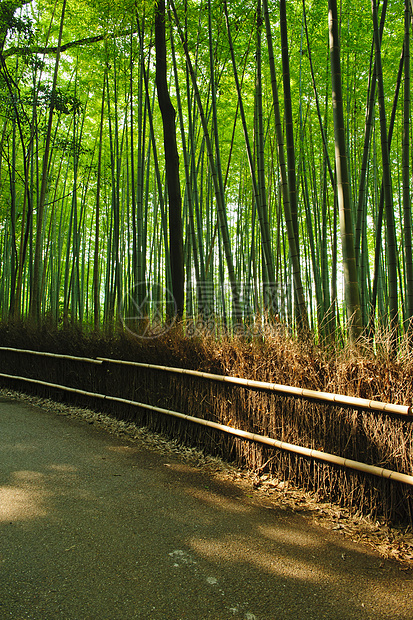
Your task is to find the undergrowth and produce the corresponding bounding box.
[0,320,412,405]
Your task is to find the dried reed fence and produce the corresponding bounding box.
[0,345,412,524]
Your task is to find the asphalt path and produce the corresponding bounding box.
[0,396,412,620]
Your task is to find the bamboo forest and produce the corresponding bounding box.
[0,0,411,350]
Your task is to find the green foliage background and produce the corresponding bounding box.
[0,0,410,348]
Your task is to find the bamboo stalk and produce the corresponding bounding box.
[1,371,412,486]
[30,0,67,325]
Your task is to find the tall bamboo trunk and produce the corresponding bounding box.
[371,0,398,348]
[170,0,242,326]
[262,0,309,334]
[30,0,67,325]
[223,0,277,318]
[279,0,299,250]
[402,0,413,330]
[328,0,362,343]
[94,72,106,330]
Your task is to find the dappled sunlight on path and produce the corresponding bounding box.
[0,481,47,523]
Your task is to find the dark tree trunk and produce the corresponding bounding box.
[155,0,184,318]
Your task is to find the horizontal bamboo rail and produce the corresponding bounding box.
[0,346,103,364]
[97,357,413,417]
[0,346,411,416]
[1,370,413,487]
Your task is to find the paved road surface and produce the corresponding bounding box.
[0,396,412,619]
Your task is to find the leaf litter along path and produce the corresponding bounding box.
[0,389,412,620]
